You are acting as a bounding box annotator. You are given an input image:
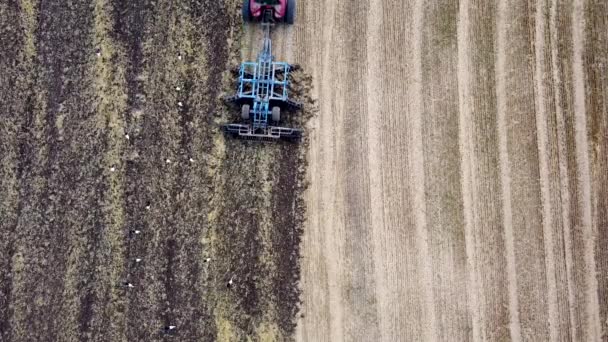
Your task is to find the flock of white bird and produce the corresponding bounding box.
[101,53,242,335]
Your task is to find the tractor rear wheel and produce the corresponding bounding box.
[242,104,250,120]
[272,106,281,122]
[242,0,252,22]
[285,0,295,24]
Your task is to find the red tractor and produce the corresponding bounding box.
[242,0,296,24]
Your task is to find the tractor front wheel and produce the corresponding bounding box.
[242,0,252,22]
[285,0,295,24]
[272,106,281,122]
[242,104,250,120]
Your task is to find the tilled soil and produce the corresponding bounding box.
[1,0,312,341]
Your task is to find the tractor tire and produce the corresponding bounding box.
[272,106,281,122]
[285,0,295,24]
[242,0,252,22]
[241,104,250,120]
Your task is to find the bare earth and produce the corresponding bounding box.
[284,0,608,341]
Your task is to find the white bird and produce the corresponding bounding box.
[166,158,171,164]
[162,325,177,333]
[176,86,181,91]
[189,157,195,163]
[145,205,151,210]
[177,102,183,107]
[227,278,234,288]
[110,167,116,172]
[125,134,130,140]
[123,282,135,288]
[135,258,142,263]
[204,258,211,263]
[134,230,141,234]
[178,55,182,60]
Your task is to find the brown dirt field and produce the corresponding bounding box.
[1,0,607,341]
[282,0,608,341]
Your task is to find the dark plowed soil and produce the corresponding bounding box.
[0,0,313,341]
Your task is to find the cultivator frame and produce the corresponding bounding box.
[223,21,302,141]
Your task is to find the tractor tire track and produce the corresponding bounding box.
[572,1,601,339]
[457,1,483,340]
[585,0,608,337]
[497,0,552,339]
[495,1,523,339]
[420,0,472,340]
[549,0,579,338]
[332,0,382,341]
[364,0,389,339]
[459,1,512,340]
[409,1,439,339]
[534,0,572,339]
[547,1,599,339]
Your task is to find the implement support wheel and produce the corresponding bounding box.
[242,104,250,120]
[272,106,280,122]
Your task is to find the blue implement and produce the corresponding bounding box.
[223,23,302,141]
